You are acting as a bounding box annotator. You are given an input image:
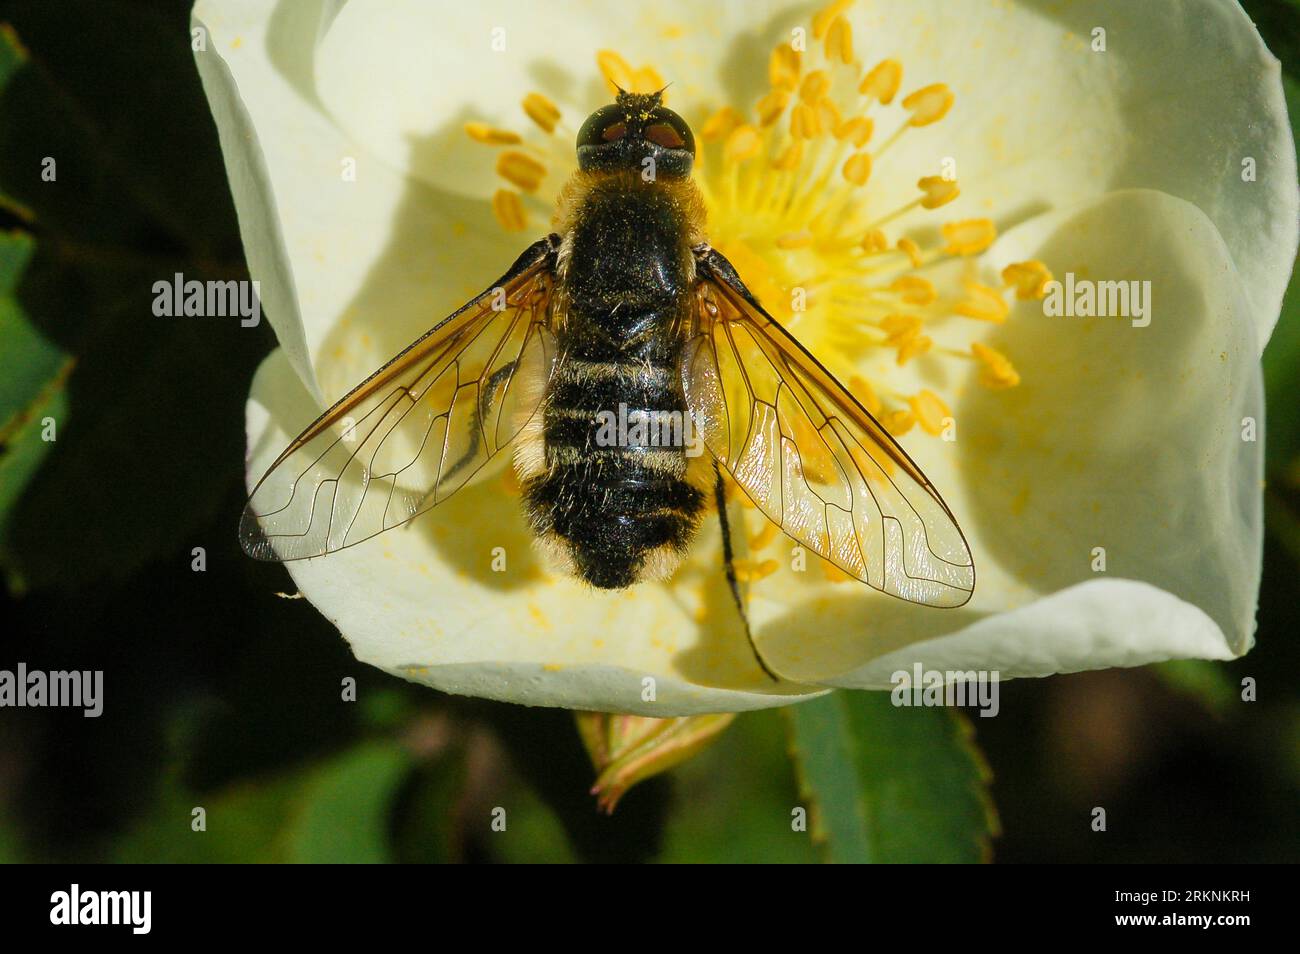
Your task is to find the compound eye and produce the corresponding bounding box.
[644,123,685,148]
[601,122,628,142]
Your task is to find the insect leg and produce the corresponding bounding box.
[713,460,780,683]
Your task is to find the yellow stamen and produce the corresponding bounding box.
[472,31,1035,512]
[862,229,889,253]
[917,175,960,208]
[822,560,853,583]
[835,116,874,147]
[776,230,815,249]
[496,151,546,192]
[956,282,1010,323]
[522,93,561,134]
[756,89,791,127]
[799,70,832,105]
[771,141,804,171]
[941,218,997,256]
[790,101,822,139]
[841,151,872,186]
[596,50,636,95]
[812,0,855,40]
[491,189,527,232]
[891,275,937,305]
[818,97,843,131]
[971,342,1021,389]
[880,409,915,436]
[909,390,951,435]
[1002,260,1054,299]
[464,122,522,146]
[749,520,781,552]
[901,83,954,126]
[597,51,663,97]
[769,44,802,91]
[724,124,762,164]
[734,558,780,583]
[849,374,882,415]
[860,59,902,103]
[896,334,932,365]
[824,16,854,65]
[702,106,745,142]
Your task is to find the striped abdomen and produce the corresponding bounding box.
[518,325,709,589]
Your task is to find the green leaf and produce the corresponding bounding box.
[658,708,819,863]
[0,229,72,550]
[785,691,998,863]
[1152,659,1238,714]
[0,1,264,592]
[113,740,414,863]
[283,740,412,863]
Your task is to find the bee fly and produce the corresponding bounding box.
[241,90,975,679]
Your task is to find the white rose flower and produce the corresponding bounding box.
[193,0,1298,715]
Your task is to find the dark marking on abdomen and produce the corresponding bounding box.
[523,343,704,589]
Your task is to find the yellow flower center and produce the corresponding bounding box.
[463,0,1051,575]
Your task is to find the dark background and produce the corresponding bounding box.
[0,0,1297,863]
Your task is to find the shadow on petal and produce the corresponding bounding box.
[957,190,1261,654]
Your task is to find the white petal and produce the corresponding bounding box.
[834,579,1236,690]
[246,348,827,715]
[854,0,1297,344]
[746,189,1261,686]
[194,0,522,402]
[311,0,758,194]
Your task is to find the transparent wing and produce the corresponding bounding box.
[683,247,974,607]
[241,239,557,561]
